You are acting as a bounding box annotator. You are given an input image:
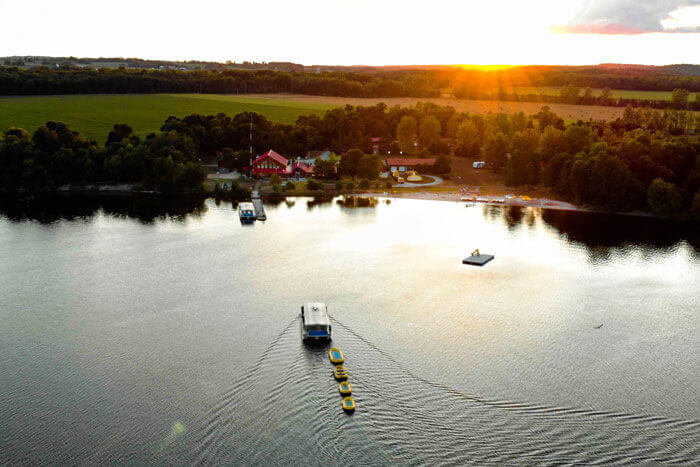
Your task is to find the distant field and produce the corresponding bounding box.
[0,94,335,143]
[0,92,652,143]
[514,86,676,101]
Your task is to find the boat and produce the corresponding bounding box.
[338,381,352,395]
[342,396,356,412]
[333,365,349,380]
[328,347,344,364]
[300,303,332,342]
[238,202,256,223]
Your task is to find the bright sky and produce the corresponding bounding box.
[1,0,698,65]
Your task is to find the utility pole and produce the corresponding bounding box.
[249,114,253,167]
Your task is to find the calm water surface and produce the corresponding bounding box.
[0,195,698,464]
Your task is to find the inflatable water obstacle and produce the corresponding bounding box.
[333,365,349,380]
[342,396,356,412]
[329,347,344,364]
[338,381,352,395]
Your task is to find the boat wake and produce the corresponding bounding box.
[188,316,700,465]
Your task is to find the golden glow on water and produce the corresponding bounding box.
[0,196,697,463]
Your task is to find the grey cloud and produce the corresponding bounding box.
[564,0,700,33]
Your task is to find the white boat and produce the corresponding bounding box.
[300,302,332,342]
[238,202,255,223]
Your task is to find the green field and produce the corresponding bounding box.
[514,86,676,101]
[0,94,336,143]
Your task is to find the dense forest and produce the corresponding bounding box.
[1,102,699,217]
[1,66,699,109]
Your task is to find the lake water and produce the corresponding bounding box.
[1,195,698,464]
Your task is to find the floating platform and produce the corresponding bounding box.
[252,190,266,220]
[329,348,345,364]
[338,381,352,395]
[333,365,349,380]
[462,249,494,266]
[342,396,356,412]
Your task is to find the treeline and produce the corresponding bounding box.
[0,67,434,98]
[2,66,700,109]
[454,85,700,110]
[452,106,700,216]
[0,122,205,193]
[157,102,699,216]
[2,102,699,216]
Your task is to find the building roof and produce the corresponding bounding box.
[252,149,288,167]
[292,161,313,174]
[385,158,436,166]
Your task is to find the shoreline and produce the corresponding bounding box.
[2,185,697,222]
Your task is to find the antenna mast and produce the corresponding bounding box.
[249,114,253,166]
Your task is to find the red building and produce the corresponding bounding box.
[251,150,290,176]
[251,150,314,177]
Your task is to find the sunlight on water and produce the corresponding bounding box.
[0,196,697,464]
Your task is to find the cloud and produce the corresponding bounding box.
[554,0,700,34]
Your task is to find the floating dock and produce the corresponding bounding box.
[462,249,494,266]
[252,190,266,221]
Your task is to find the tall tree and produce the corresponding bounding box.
[339,148,363,180]
[418,115,441,148]
[396,116,417,154]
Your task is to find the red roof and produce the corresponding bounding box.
[385,158,436,166]
[252,149,288,167]
[292,161,313,174]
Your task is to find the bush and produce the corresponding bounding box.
[359,179,370,189]
[272,184,281,193]
[306,179,323,191]
[283,181,295,191]
[345,181,355,190]
[385,181,393,189]
[270,174,282,186]
[335,180,343,190]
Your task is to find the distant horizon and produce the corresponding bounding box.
[4,55,699,69]
[2,1,698,67]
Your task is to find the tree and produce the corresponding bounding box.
[106,124,134,146]
[538,127,568,163]
[433,155,451,175]
[396,116,417,154]
[455,119,479,157]
[314,159,336,179]
[670,88,690,110]
[647,178,682,215]
[339,148,363,179]
[560,85,580,104]
[564,125,593,154]
[692,192,700,219]
[418,115,441,148]
[481,132,509,170]
[600,87,613,104]
[357,154,382,180]
[270,173,282,186]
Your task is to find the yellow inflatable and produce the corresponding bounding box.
[338,381,352,395]
[333,365,349,380]
[342,396,356,412]
[329,348,345,364]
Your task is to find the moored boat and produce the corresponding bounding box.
[238,202,255,223]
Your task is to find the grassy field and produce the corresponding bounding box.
[513,86,678,101]
[0,94,335,143]
[1,91,680,144]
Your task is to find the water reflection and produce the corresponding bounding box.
[541,209,699,253]
[336,196,379,209]
[306,195,334,210]
[0,194,207,224]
